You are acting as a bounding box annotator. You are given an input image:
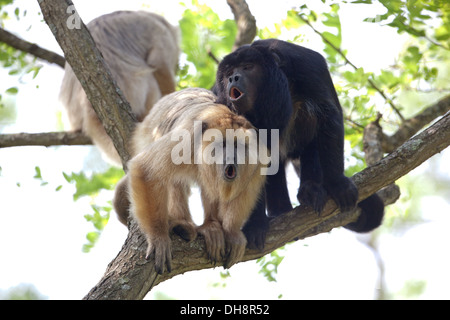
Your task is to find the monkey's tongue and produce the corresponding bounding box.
[230,87,243,100]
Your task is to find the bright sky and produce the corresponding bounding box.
[0,0,449,300]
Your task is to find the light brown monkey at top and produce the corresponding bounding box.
[59,11,180,165]
[113,88,268,274]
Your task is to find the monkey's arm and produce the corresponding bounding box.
[219,171,266,268]
[128,152,171,274]
[128,133,189,274]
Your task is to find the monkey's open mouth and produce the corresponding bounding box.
[224,164,237,181]
[229,87,244,101]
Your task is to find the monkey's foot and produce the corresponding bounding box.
[146,235,172,275]
[197,220,225,265]
[242,216,268,251]
[224,231,247,269]
[171,220,197,242]
[326,176,358,213]
[297,180,328,214]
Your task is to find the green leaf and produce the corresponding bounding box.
[63,167,124,201]
[33,166,42,179]
[257,247,286,282]
[82,203,111,252]
[5,87,18,95]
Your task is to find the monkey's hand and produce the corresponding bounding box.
[197,220,226,265]
[224,230,247,269]
[146,235,172,275]
[297,180,328,214]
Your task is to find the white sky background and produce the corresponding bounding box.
[0,0,449,300]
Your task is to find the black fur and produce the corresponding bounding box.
[214,39,385,249]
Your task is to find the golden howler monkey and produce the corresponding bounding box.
[59,11,180,165]
[113,88,268,274]
[214,39,385,249]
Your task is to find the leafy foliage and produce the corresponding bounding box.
[0,1,42,105]
[178,0,236,89]
[83,203,112,253]
[0,283,46,300]
[62,167,123,201]
[63,167,124,251]
[257,247,286,282]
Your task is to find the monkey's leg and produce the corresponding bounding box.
[297,138,328,214]
[265,159,293,216]
[113,175,131,226]
[167,181,197,242]
[153,67,176,97]
[317,109,358,213]
[148,43,177,97]
[129,157,171,274]
[242,188,268,251]
[83,105,122,165]
[197,190,225,265]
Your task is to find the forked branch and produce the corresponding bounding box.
[84,112,450,299]
[33,0,450,300]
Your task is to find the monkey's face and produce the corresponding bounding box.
[225,63,263,115]
[217,46,266,116]
[199,138,262,202]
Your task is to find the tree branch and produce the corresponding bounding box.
[0,27,66,68]
[363,114,401,207]
[84,111,450,300]
[37,0,136,169]
[29,0,449,300]
[226,0,257,50]
[0,131,91,148]
[382,94,450,152]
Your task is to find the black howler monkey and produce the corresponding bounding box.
[214,39,384,249]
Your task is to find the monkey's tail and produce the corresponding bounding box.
[344,193,385,233]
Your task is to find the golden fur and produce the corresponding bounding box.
[113,88,267,273]
[59,11,180,164]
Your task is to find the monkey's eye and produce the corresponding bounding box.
[224,164,237,181]
[243,64,253,71]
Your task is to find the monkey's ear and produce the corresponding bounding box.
[271,52,282,66]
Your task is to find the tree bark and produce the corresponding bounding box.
[37,0,136,169]
[382,95,450,152]
[84,111,450,300]
[227,0,257,50]
[0,131,91,148]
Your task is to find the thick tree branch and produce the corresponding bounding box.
[27,0,448,300]
[0,27,66,68]
[37,0,136,169]
[84,111,450,300]
[382,94,450,152]
[364,115,401,208]
[227,0,257,50]
[0,131,91,148]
